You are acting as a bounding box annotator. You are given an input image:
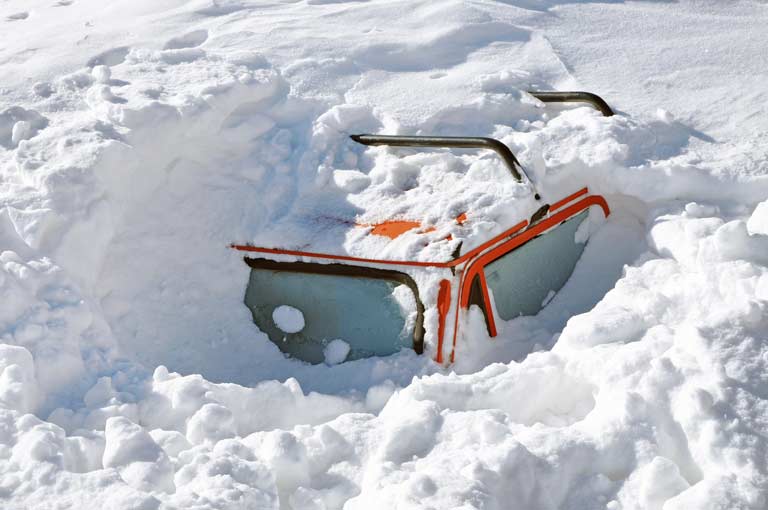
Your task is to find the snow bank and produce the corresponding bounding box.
[1,0,767,508]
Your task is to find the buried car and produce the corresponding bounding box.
[231,92,613,365]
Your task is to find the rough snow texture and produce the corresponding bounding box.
[1,0,768,509]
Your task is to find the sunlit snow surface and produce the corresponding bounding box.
[1,0,767,508]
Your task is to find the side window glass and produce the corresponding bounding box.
[244,269,416,364]
[484,210,589,320]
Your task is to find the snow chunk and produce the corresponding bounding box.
[32,81,54,98]
[684,202,718,218]
[91,65,112,84]
[272,305,305,334]
[333,169,370,192]
[186,403,237,445]
[260,430,311,491]
[149,429,192,458]
[103,417,175,493]
[0,106,48,148]
[0,345,40,413]
[323,339,350,365]
[746,200,768,236]
[172,450,278,509]
[618,456,690,509]
[11,121,32,145]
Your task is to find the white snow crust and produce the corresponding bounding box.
[1,0,767,509]
[273,306,306,335]
[323,340,351,366]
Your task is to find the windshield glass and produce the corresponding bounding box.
[244,265,417,364]
[484,210,588,320]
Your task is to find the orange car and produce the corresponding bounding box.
[231,92,613,365]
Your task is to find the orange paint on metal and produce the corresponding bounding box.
[456,212,468,225]
[369,220,422,239]
[451,220,528,265]
[231,219,527,268]
[435,279,452,363]
[550,187,588,213]
[477,271,497,337]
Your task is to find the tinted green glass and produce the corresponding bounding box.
[244,269,415,364]
[484,210,588,320]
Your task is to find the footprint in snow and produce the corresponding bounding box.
[6,12,29,21]
[163,29,209,50]
[195,2,246,17]
[55,0,74,5]
[33,82,54,98]
[159,48,206,64]
[87,46,130,68]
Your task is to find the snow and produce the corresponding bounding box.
[747,199,768,236]
[273,305,306,335]
[1,0,767,509]
[324,340,351,366]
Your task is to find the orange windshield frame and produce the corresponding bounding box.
[448,194,609,361]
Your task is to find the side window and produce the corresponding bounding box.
[244,268,417,364]
[483,210,589,320]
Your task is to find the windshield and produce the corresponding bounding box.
[244,260,422,364]
[484,210,588,320]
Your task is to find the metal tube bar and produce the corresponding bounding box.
[527,91,614,117]
[350,134,535,193]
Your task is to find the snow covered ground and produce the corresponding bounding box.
[1,0,767,508]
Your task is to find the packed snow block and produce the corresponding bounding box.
[661,473,767,510]
[83,376,119,408]
[149,429,192,459]
[9,414,104,473]
[185,403,237,444]
[713,220,768,265]
[377,397,442,464]
[747,200,768,236]
[558,303,647,350]
[0,345,40,413]
[142,369,361,438]
[103,417,175,493]
[12,417,68,468]
[323,339,351,365]
[259,430,311,494]
[171,450,279,510]
[0,106,48,148]
[756,274,768,302]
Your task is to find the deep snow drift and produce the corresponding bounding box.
[1,0,767,509]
